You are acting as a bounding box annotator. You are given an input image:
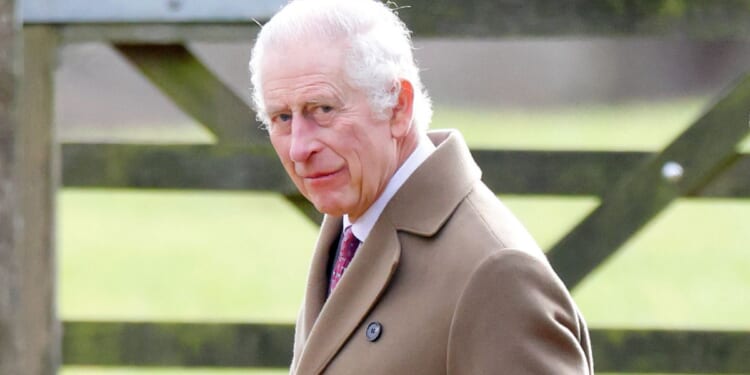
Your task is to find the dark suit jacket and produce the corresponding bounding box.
[290,130,594,374]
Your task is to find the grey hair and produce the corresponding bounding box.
[249,0,432,132]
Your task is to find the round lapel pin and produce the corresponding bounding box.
[366,321,382,342]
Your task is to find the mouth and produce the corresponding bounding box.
[303,167,344,181]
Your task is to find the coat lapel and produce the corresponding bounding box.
[294,218,401,374]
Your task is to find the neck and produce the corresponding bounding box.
[395,128,420,168]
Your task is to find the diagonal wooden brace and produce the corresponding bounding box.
[113,43,271,151]
[112,43,324,220]
[547,71,750,289]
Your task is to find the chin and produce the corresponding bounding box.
[311,200,348,218]
[306,191,350,215]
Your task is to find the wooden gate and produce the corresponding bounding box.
[3,0,750,373]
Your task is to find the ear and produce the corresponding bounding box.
[390,79,415,139]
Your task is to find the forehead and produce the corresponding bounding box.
[260,40,351,103]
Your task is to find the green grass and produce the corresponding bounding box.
[59,191,750,375]
[59,122,216,145]
[59,190,750,329]
[436,97,750,152]
[59,190,317,323]
[59,99,750,374]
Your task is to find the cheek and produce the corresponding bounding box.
[270,136,296,174]
[270,135,289,159]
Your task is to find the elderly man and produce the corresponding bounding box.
[249,0,594,373]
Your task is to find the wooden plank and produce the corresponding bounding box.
[476,149,750,198]
[591,329,750,373]
[61,144,750,198]
[61,321,750,373]
[18,25,61,375]
[113,43,269,148]
[60,23,259,44]
[547,72,750,289]
[39,0,750,43]
[62,321,294,368]
[399,0,750,40]
[22,0,285,24]
[472,150,649,196]
[0,20,60,374]
[62,143,295,192]
[697,153,750,197]
[0,0,22,372]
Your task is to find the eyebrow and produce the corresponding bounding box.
[263,98,291,116]
[306,94,343,107]
[268,95,340,113]
[263,85,344,115]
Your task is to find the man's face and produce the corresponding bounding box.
[261,40,399,221]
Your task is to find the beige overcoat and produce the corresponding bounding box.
[290,130,594,374]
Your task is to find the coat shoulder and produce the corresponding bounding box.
[441,180,545,262]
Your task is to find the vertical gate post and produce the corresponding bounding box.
[0,0,24,373]
[20,25,61,375]
[0,1,60,371]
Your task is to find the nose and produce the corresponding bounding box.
[289,114,321,163]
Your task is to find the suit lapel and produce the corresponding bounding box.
[295,218,401,374]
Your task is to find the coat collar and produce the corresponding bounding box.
[384,130,482,235]
[293,129,481,374]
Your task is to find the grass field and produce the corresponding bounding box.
[60,99,749,374]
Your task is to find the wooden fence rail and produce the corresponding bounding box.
[22,0,750,42]
[62,321,750,373]
[62,145,750,199]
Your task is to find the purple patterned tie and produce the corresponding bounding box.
[329,226,360,293]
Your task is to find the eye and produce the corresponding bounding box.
[269,112,292,133]
[310,104,335,124]
[310,104,334,115]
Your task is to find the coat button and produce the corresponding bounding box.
[366,321,382,342]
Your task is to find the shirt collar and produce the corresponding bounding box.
[344,134,436,242]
